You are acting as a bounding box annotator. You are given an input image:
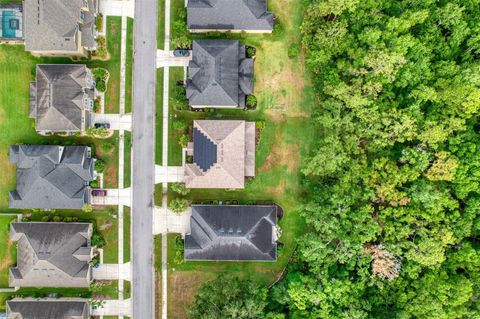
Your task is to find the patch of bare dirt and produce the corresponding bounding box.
[259,130,300,174]
[104,165,118,188]
[0,240,13,271]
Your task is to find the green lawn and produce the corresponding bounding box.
[155,68,165,165]
[124,131,132,188]
[103,16,122,114]
[165,0,315,317]
[123,206,131,262]
[157,0,166,49]
[0,215,17,288]
[125,18,134,114]
[0,17,123,209]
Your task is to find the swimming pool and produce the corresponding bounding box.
[2,11,19,38]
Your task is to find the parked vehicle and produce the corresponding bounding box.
[91,189,107,197]
[173,49,190,57]
[94,123,110,129]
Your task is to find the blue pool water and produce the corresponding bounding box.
[2,11,19,38]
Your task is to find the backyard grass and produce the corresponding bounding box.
[125,18,134,114]
[0,215,17,288]
[164,0,316,317]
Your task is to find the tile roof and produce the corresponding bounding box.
[185,120,255,189]
[9,145,95,209]
[187,0,274,32]
[9,222,93,288]
[185,205,277,261]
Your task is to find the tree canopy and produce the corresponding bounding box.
[191,0,480,317]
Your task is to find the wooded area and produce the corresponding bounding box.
[188,1,480,318]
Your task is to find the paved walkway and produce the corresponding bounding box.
[153,206,191,235]
[155,165,184,183]
[161,0,172,318]
[91,188,131,206]
[92,299,132,317]
[92,263,132,281]
[100,0,135,18]
[156,50,192,68]
[91,113,132,131]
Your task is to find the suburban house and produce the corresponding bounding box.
[6,298,90,318]
[184,120,255,189]
[187,0,274,33]
[9,145,96,209]
[185,205,278,261]
[0,3,23,40]
[30,64,95,134]
[23,0,98,56]
[186,40,254,109]
[9,222,93,288]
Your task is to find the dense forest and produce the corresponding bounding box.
[188,0,480,318]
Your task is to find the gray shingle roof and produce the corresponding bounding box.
[187,0,274,32]
[7,298,90,319]
[24,0,97,52]
[186,40,254,108]
[9,145,95,209]
[32,64,94,132]
[185,205,277,261]
[9,222,93,288]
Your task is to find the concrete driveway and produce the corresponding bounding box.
[91,113,132,131]
[153,206,191,235]
[92,299,132,317]
[156,50,192,68]
[99,0,135,18]
[90,188,131,206]
[92,263,131,281]
[155,165,185,184]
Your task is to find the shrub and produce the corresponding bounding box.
[246,46,256,58]
[52,216,63,222]
[100,142,114,153]
[170,86,189,111]
[40,216,49,222]
[172,119,186,130]
[168,198,189,213]
[173,236,185,265]
[95,13,103,32]
[93,68,109,80]
[171,183,190,196]
[246,95,257,108]
[91,234,105,247]
[64,217,74,222]
[93,98,101,113]
[95,159,106,173]
[256,120,266,131]
[96,80,106,92]
[82,204,93,213]
[90,179,99,188]
[178,134,189,148]
[288,43,300,58]
[93,36,107,59]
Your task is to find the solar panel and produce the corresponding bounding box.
[193,128,217,172]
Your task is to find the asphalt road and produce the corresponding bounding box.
[131,0,157,317]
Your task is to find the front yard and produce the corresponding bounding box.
[0,16,123,209]
[163,0,316,317]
